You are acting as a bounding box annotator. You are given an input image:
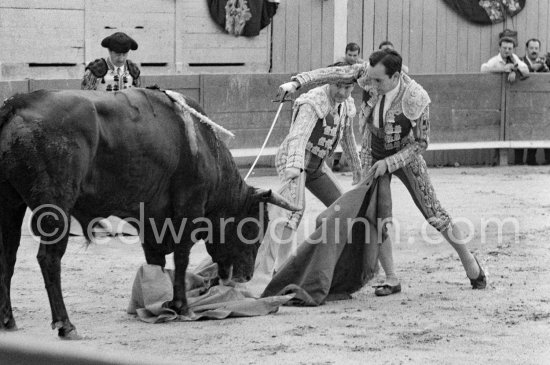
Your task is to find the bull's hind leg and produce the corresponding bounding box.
[0,199,27,331]
[31,204,79,339]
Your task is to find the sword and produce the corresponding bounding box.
[244,92,292,181]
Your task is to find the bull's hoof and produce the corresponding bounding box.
[0,315,17,331]
[163,300,189,316]
[58,328,82,340]
[53,320,81,340]
[219,278,238,287]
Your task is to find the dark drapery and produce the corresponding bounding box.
[262,175,392,306]
[442,0,526,24]
[207,0,279,37]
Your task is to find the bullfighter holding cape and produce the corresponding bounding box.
[247,75,363,296]
[256,48,487,304]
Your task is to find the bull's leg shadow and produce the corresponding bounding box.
[32,204,80,339]
[0,204,27,331]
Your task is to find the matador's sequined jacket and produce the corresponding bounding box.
[81,58,141,91]
[291,63,431,174]
[277,84,361,175]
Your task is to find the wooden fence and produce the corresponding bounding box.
[3,0,550,79]
[274,0,550,74]
[2,73,550,166]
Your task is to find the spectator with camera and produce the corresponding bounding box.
[481,36,529,83]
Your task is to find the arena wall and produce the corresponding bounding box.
[2,73,549,167]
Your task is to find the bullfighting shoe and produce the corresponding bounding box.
[470,256,487,289]
[373,282,402,296]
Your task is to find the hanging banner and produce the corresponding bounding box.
[442,0,526,24]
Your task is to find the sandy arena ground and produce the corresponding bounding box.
[4,165,550,364]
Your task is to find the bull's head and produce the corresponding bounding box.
[206,188,300,283]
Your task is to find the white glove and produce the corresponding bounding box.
[277,81,300,98]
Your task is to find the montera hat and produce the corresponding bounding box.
[101,32,138,53]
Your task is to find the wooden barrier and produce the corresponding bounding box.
[506,74,550,141]
[1,73,549,167]
[29,79,81,92]
[200,74,294,151]
[0,80,29,101]
[140,75,200,103]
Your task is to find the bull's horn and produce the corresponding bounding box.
[254,188,301,211]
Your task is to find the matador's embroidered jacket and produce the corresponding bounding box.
[277,84,361,175]
[291,63,430,174]
[81,58,141,91]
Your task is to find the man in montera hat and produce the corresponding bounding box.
[81,32,141,91]
[249,76,362,288]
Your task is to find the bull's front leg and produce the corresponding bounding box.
[164,187,207,316]
[168,239,193,315]
[163,213,202,316]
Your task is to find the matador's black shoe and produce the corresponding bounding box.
[470,256,487,289]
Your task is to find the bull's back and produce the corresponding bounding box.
[0,90,181,210]
[0,89,233,214]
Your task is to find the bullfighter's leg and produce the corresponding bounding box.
[273,161,344,271]
[393,155,486,288]
[0,195,27,331]
[31,204,79,338]
[305,162,344,206]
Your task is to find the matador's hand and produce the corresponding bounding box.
[369,160,388,178]
[277,81,300,99]
[351,170,362,185]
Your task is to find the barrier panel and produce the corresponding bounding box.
[1,73,549,166]
[141,75,200,103]
[0,80,29,101]
[200,73,293,150]
[415,74,504,144]
[506,73,550,141]
[29,79,81,92]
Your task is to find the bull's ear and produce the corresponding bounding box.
[252,188,301,211]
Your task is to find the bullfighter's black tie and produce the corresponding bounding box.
[379,94,386,127]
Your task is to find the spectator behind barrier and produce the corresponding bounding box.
[481,36,529,83]
[333,42,364,66]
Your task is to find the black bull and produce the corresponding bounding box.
[0,88,297,338]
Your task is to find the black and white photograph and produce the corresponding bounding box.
[0,0,549,364]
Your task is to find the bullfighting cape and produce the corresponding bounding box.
[261,174,392,305]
